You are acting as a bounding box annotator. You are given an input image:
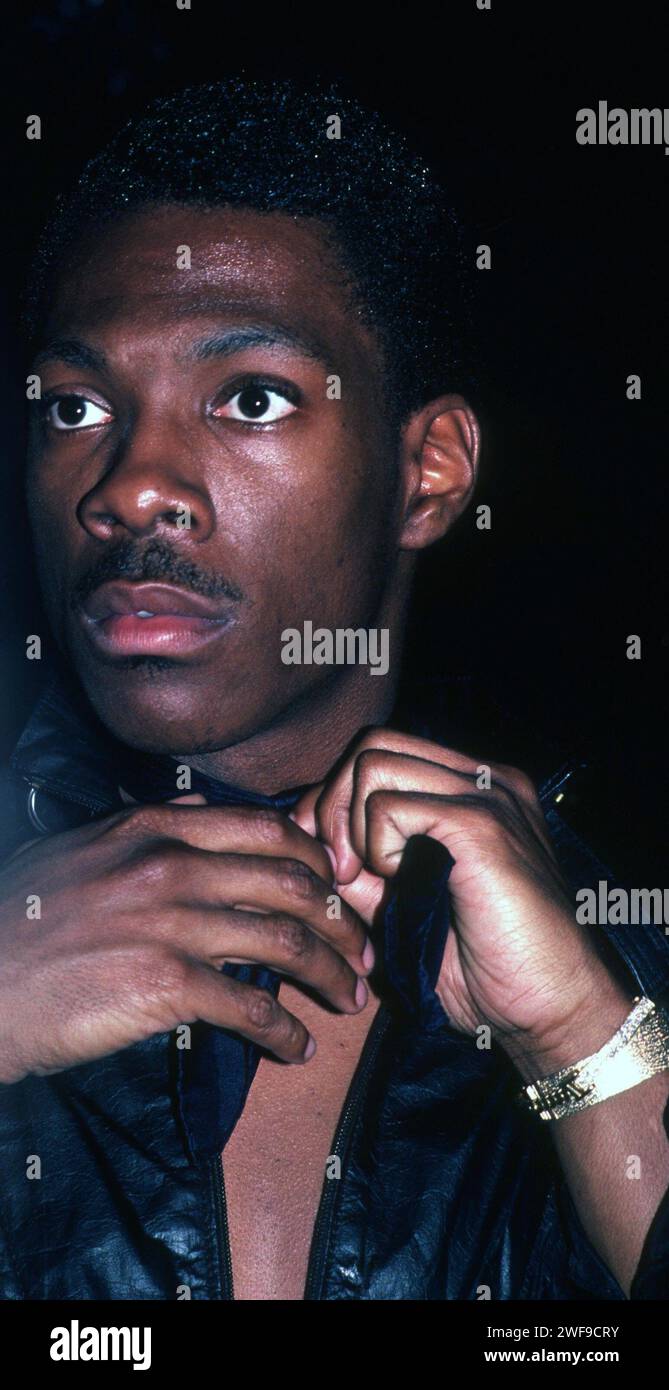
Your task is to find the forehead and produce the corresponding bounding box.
[41,205,378,367]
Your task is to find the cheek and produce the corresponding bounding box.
[26,448,67,528]
[25,461,81,616]
[303,430,396,574]
[280,411,394,543]
[26,481,74,575]
[26,471,56,563]
[210,407,391,555]
[272,461,395,622]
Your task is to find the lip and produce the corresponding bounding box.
[79,581,237,658]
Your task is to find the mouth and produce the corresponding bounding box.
[78,581,238,659]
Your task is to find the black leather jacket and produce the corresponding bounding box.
[1,673,668,1300]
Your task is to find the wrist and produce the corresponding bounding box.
[497,969,635,1083]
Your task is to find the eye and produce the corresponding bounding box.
[45,395,113,431]
[214,382,298,424]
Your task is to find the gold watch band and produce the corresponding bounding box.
[520,995,669,1121]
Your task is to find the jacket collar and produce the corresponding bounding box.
[10,665,312,820]
[11,663,577,825]
[10,668,124,815]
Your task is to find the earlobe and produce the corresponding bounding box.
[398,394,480,551]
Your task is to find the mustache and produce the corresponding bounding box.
[70,539,245,610]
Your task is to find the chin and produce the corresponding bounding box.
[79,667,251,756]
[74,644,314,759]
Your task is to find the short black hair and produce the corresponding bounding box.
[25,77,479,426]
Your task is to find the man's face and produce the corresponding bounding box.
[26,206,403,755]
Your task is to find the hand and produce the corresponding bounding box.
[292,729,630,1066]
[0,801,372,1083]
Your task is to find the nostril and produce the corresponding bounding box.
[163,505,193,530]
[82,508,117,532]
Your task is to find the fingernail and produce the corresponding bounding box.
[303,1035,317,1061]
[361,937,375,972]
[355,978,368,1008]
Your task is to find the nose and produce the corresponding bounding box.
[78,427,216,542]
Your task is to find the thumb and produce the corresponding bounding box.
[336,865,387,928]
[289,784,322,836]
[290,784,339,877]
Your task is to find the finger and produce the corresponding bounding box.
[169,848,370,972]
[118,789,208,807]
[183,960,315,1063]
[314,736,482,883]
[335,866,388,928]
[290,786,339,878]
[361,788,558,891]
[320,748,551,883]
[181,908,368,1012]
[290,784,322,836]
[316,750,475,884]
[350,751,555,856]
[120,802,334,884]
[361,789,468,876]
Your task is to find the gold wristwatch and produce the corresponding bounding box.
[520,995,669,1121]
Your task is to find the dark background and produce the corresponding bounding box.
[1,1,667,883]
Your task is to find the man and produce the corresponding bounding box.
[0,78,668,1301]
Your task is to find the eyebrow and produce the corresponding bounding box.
[187,324,333,369]
[32,324,334,375]
[32,338,108,372]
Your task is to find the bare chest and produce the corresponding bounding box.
[221,985,380,1300]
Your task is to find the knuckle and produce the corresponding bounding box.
[105,807,144,842]
[133,839,189,889]
[122,803,164,835]
[275,915,312,960]
[245,988,278,1033]
[501,765,537,801]
[355,747,380,779]
[278,857,318,901]
[517,772,538,802]
[358,727,388,753]
[140,840,176,875]
[151,948,193,1000]
[366,787,392,820]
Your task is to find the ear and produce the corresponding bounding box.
[398,394,480,551]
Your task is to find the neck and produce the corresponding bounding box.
[183,659,398,795]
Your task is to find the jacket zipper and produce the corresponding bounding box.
[208,1004,391,1302]
[23,774,118,822]
[211,1152,234,1299]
